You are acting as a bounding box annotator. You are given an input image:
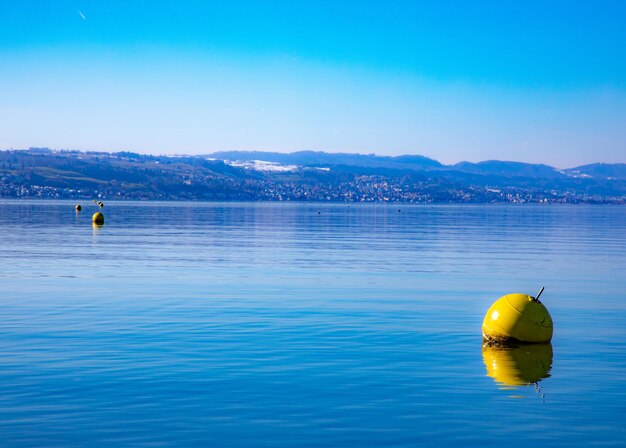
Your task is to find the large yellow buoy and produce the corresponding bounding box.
[483,343,553,386]
[482,288,553,344]
[92,212,104,225]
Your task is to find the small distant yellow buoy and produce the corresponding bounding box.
[482,288,553,344]
[75,204,82,211]
[92,212,104,225]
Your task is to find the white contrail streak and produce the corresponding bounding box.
[78,10,86,20]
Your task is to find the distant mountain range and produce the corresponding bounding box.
[208,150,443,171]
[208,150,626,180]
[1,148,625,203]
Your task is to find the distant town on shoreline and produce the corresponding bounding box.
[1,148,625,204]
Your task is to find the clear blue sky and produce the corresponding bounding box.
[1,1,625,167]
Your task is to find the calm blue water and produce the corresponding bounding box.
[1,201,625,447]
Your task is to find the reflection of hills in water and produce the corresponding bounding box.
[483,343,553,387]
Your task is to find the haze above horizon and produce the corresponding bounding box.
[1,1,625,168]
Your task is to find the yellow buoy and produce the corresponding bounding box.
[482,288,553,344]
[75,204,82,211]
[92,212,104,225]
[483,342,553,386]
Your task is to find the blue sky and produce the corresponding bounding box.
[1,1,625,167]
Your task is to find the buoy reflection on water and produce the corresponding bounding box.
[482,342,553,389]
[92,221,103,240]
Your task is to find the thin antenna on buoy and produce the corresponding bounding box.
[534,286,545,303]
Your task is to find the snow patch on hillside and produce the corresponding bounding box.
[225,160,299,172]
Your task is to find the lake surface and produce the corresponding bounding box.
[1,201,625,447]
